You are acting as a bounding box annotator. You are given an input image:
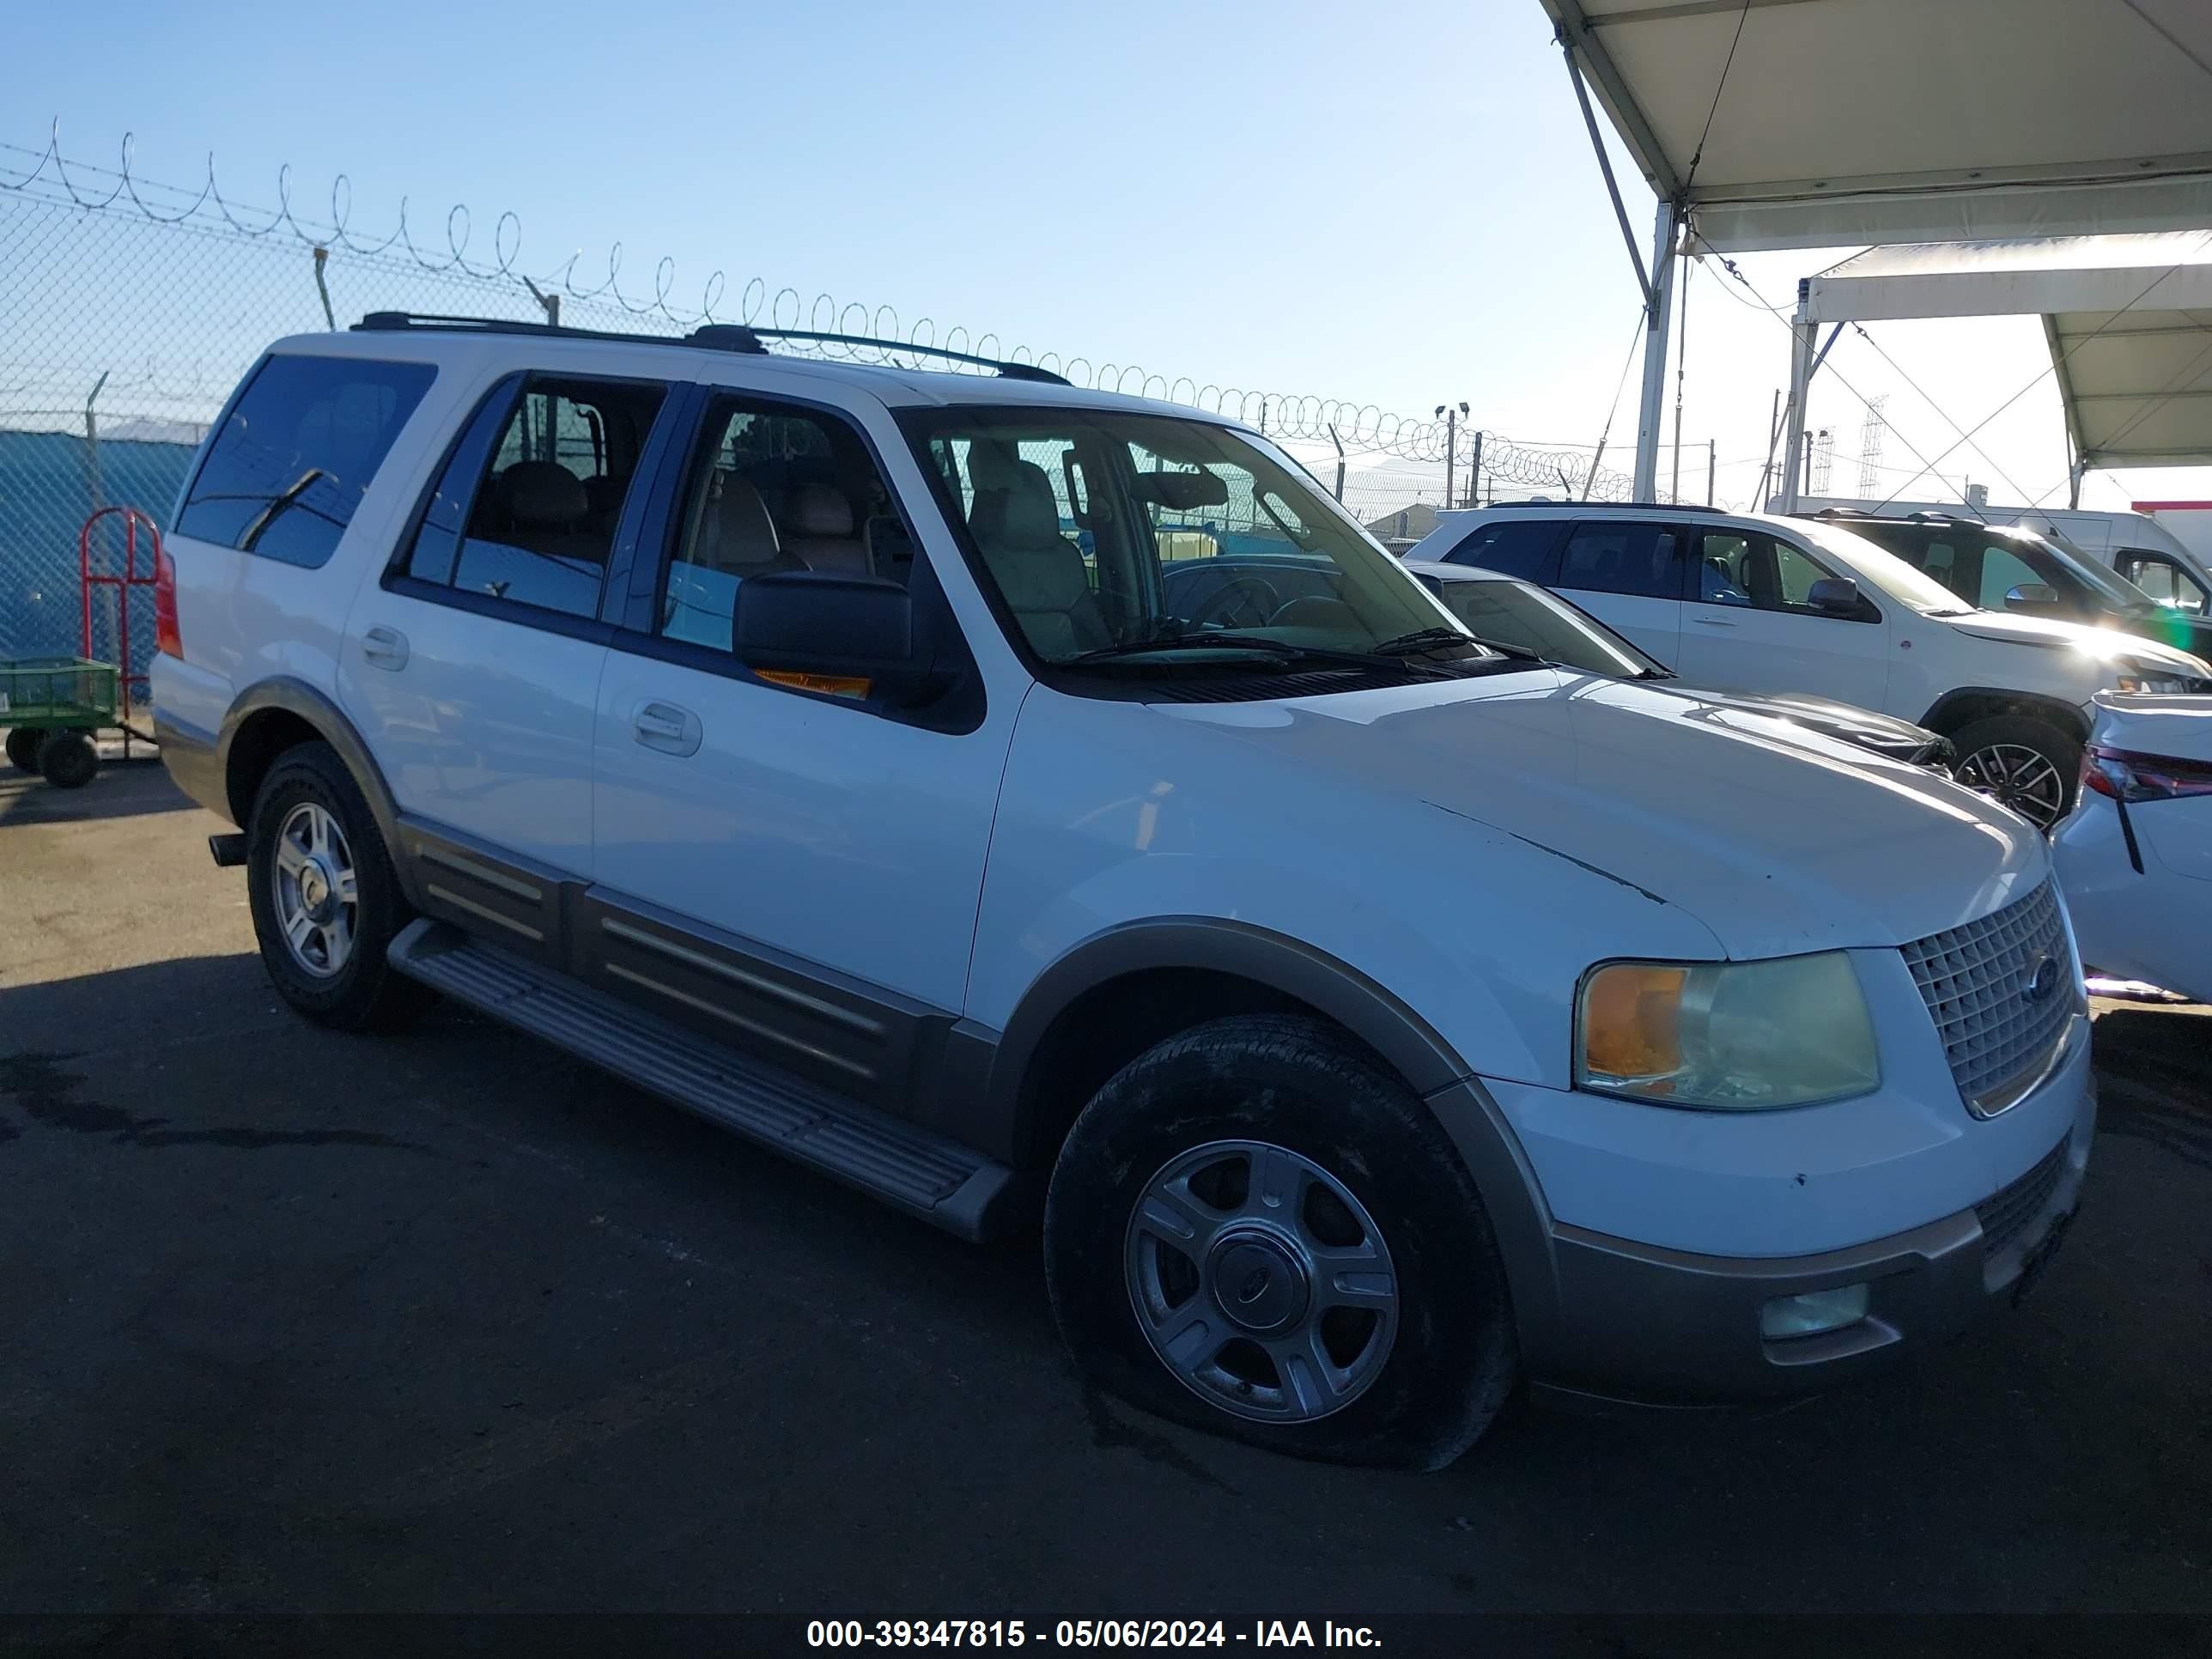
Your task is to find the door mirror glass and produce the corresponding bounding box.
[732,570,921,701]
[1805,575,1862,614]
[2003,581,2062,611]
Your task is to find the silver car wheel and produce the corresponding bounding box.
[1125,1139,1398,1425]
[1955,743,2067,830]
[270,802,358,978]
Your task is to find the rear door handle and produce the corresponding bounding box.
[361,625,410,669]
[1691,617,1738,628]
[632,700,702,757]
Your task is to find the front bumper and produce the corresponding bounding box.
[1533,1083,2092,1404]
[1425,1021,2097,1407]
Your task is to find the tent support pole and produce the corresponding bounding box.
[1778,290,1815,512]
[1632,198,1679,501]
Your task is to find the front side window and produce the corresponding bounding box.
[177,355,436,568]
[2120,551,2210,614]
[658,395,902,653]
[1699,529,1871,621]
[1976,543,2046,611]
[402,374,665,620]
[901,408,1480,678]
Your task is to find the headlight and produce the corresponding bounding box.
[1576,952,1879,1110]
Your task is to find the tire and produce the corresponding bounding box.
[36,731,98,789]
[6,728,45,774]
[1043,1014,1517,1471]
[245,740,433,1031]
[1949,715,2081,832]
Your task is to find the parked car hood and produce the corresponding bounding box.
[1945,608,2212,674]
[1649,682,1943,756]
[1160,670,2046,960]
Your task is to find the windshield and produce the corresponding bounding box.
[901,407,1486,674]
[1430,574,1665,678]
[1796,520,1978,615]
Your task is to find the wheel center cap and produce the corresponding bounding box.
[298,859,336,922]
[1206,1231,1310,1334]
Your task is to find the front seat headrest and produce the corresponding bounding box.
[971,460,1066,550]
[500,460,590,529]
[711,477,785,570]
[787,482,855,538]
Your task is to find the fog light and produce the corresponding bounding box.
[1759,1282,1870,1340]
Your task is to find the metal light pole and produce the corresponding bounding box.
[1435,401,1468,514]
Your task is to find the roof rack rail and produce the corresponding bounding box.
[353,311,767,353]
[352,312,1071,385]
[1480,498,1730,514]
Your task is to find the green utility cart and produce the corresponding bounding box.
[1,657,116,789]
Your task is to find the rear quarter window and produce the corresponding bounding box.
[1442,518,1559,578]
[175,355,437,568]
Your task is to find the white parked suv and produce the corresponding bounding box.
[1411,503,2212,830]
[154,316,2095,1468]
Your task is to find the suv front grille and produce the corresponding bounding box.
[1976,1139,2068,1261]
[1900,879,2075,1115]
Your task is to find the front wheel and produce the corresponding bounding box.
[1950,715,2080,832]
[1043,1015,1517,1470]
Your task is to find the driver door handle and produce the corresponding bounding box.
[1692,617,1738,628]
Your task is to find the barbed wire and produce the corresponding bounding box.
[1,124,1653,501]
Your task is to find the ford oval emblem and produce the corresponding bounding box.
[2024,955,2060,1004]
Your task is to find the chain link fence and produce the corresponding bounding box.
[2,131,1650,694]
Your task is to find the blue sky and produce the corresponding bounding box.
[8,0,2197,510]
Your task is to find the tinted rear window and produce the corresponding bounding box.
[176,355,436,568]
[1556,522,1681,599]
[1443,518,1558,578]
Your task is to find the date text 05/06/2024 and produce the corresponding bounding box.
[805,1620,1382,1648]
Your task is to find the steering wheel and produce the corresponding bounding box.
[1189,574,1285,629]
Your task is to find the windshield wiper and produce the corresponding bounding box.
[1372,626,1490,658]
[1062,633,1459,678]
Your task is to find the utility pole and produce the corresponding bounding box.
[1327,424,1346,502]
[1754,388,1782,510]
[1468,430,1484,508]
[1435,401,1468,513]
[1707,439,1716,507]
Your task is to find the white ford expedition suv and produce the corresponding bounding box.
[153,316,2094,1468]
[1411,502,2211,830]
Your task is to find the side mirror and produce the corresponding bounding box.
[1806,576,1863,615]
[2003,581,2062,612]
[732,570,924,702]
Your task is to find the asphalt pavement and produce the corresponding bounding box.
[3,759,2209,1644]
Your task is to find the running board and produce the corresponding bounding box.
[386,919,1020,1240]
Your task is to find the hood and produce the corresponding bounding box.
[1946,608,2212,676]
[1653,683,1942,756]
[1158,670,2045,961]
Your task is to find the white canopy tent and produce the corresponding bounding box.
[1781,234,2212,506]
[1539,0,2212,497]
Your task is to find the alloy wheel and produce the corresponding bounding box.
[1955,743,2067,830]
[270,801,359,977]
[1125,1139,1397,1424]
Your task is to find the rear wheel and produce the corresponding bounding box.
[36,731,97,789]
[1043,1015,1517,1470]
[246,740,432,1031]
[5,728,45,774]
[1950,715,2079,831]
